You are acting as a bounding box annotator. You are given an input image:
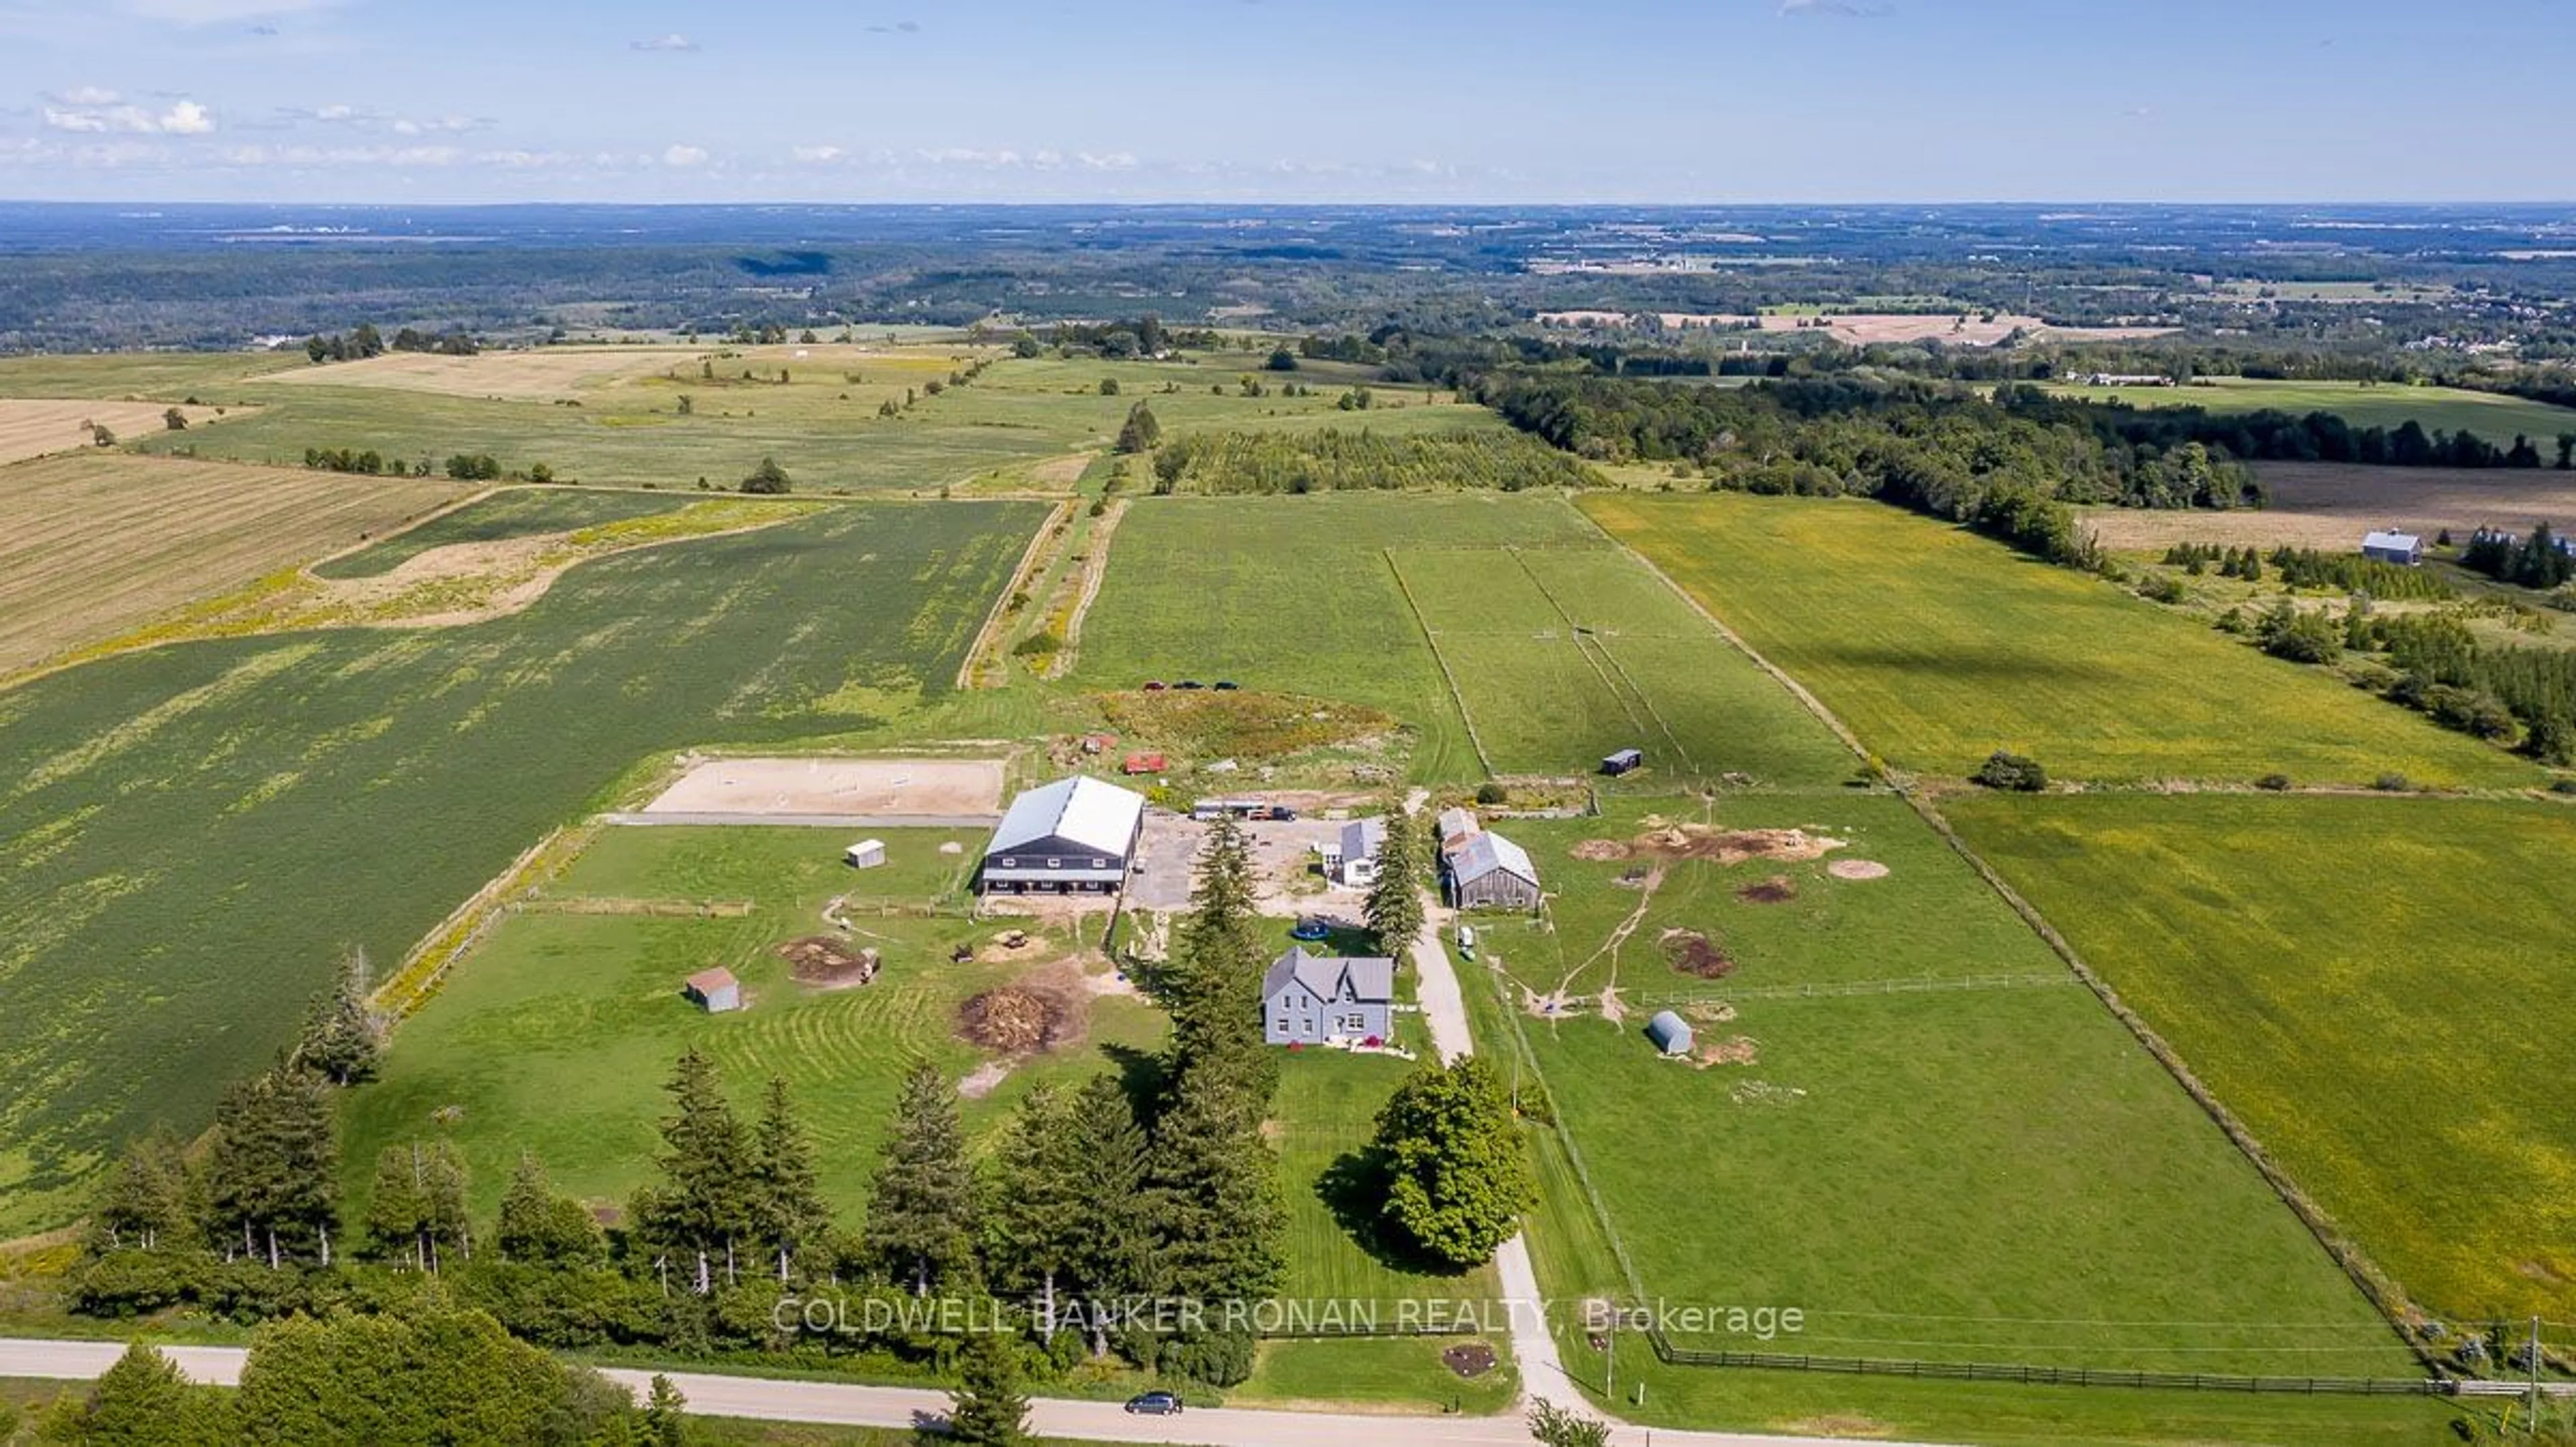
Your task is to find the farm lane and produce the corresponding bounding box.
[1403,880,1586,1417]
[599,811,1001,828]
[0,1336,1970,1446]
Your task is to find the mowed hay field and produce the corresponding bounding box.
[1945,792,2576,1326]
[0,451,466,676]
[133,347,1479,495]
[1073,493,1605,784]
[2084,462,2576,552]
[343,826,1162,1218]
[1462,795,2407,1377]
[0,498,1044,1232]
[0,398,229,464]
[2045,378,2576,440]
[310,486,694,580]
[1389,545,1854,787]
[1585,492,2536,788]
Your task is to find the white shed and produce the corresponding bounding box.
[845,839,887,869]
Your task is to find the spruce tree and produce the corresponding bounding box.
[494,1153,606,1267]
[366,1140,472,1271]
[861,1062,978,1295]
[1363,803,1425,956]
[983,1083,1083,1331]
[1373,1057,1534,1270]
[205,1066,339,1268]
[95,1126,193,1252]
[80,1342,229,1445]
[1165,815,1273,1098]
[1145,1047,1287,1309]
[1063,1074,1156,1354]
[294,949,386,1086]
[945,1331,1032,1447]
[630,1049,757,1293]
[642,1375,690,1447]
[750,1076,832,1281]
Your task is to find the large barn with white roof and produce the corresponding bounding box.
[977,775,1147,895]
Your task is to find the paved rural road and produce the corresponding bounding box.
[0,1338,1963,1446]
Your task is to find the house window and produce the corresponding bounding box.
[1046,857,1061,869]
[1273,1014,1289,1033]
[1338,1013,1368,1033]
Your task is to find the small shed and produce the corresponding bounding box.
[2361,530,2424,566]
[1121,752,1167,776]
[1646,1010,1693,1057]
[1601,747,1644,777]
[844,838,886,869]
[686,967,742,1014]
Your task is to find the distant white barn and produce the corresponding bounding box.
[2361,530,2424,566]
[845,838,886,869]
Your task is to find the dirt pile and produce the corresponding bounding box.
[1660,927,1735,979]
[1828,859,1891,881]
[1442,1342,1499,1379]
[778,936,879,987]
[1697,1036,1760,1068]
[1579,823,1846,867]
[959,982,1079,1054]
[1737,875,1796,904]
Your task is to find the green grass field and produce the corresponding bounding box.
[0,499,1041,1232]
[1389,545,1855,787]
[342,826,1161,1218]
[1462,794,2409,1377]
[1071,494,1603,784]
[1585,492,2538,788]
[2046,377,2576,441]
[1944,792,2576,1328]
[311,487,694,578]
[1232,1334,1517,1415]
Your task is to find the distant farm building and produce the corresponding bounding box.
[2080,372,2174,388]
[1646,1010,1693,1057]
[1320,816,1387,888]
[843,838,885,869]
[1263,946,1395,1047]
[686,967,742,1014]
[1442,828,1542,911]
[978,775,1146,895]
[2361,530,2424,566]
[1601,747,1644,777]
[1120,752,1167,776]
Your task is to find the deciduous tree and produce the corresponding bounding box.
[1373,1058,1533,1269]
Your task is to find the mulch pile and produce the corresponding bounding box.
[1441,1342,1499,1379]
[1577,823,1845,867]
[959,985,1075,1054]
[1736,874,1797,905]
[1660,927,1735,979]
[778,936,879,987]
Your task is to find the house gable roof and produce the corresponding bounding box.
[1339,816,1385,862]
[1448,830,1538,888]
[1263,946,1395,1006]
[987,775,1146,857]
[2363,530,2422,551]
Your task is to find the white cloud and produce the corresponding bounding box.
[631,32,697,52]
[44,97,215,134]
[1078,151,1138,170]
[46,85,121,106]
[283,103,486,136]
[661,143,708,168]
[790,144,845,164]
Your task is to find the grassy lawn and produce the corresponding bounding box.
[2045,376,2576,441]
[1391,545,1856,788]
[343,826,1161,1218]
[0,500,1042,1232]
[1462,794,2409,1377]
[1230,1334,1517,1415]
[1071,493,1603,784]
[1584,491,2538,788]
[1944,792,2576,1329]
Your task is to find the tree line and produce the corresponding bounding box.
[298,322,479,364]
[1148,427,1601,496]
[2224,598,2576,764]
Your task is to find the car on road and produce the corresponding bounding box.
[1142,680,1167,691]
[1124,1391,1184,1415]
[1212,680,1240,690]
[1175,680,1205,690]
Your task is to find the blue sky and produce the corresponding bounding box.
[0,0,2568,203]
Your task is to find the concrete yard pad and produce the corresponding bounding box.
[643,757,1004,818]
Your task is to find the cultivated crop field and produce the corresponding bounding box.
[1585,492,2537,788]
[343,825,1161,1216]
[309,486,693,580]
[2082,462,2576,553]
[0,451,466,676]
[2045,378,2576,440]
[1390,545,1854,786]
[0,398,229,464]
[1463,794,2408,1377]
[0,497,1042,1231]
[1945,792,2576,1328]
[262,345,712,400]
